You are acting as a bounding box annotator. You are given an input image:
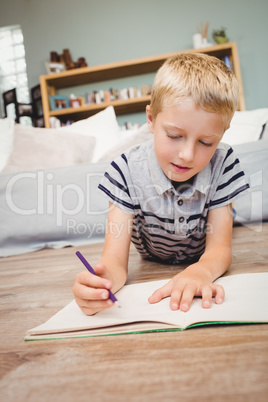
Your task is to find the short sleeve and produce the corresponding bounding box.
[98,154,134,214]
[209,145,250,210]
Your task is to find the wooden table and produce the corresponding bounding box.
[0,224,268,401]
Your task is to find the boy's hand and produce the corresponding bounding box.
[72,264,114,315]
[148,263,225,312]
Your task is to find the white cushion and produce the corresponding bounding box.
[222,108,268,146]
[3,124,96,172]
[0,118,15,171]
[0,161,109,257]
[57,106,121,162]
[233,139,268,224]
[97,123,152,162]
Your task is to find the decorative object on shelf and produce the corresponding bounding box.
[17,103,33,118]
[221,56,233,71]
[69,94,86,108]
[141,85,152,96]
[84,85,149,106]
[31,84,44,127]
[62,49,76,69]
[193,22,213,49]
[2,88,34,125]
[49,116,62,128]
[69,99,81,108]
[76,57,88,68]
[49,95,70,111]
[48,49,88,71]
[200,21,209,46]
[192,33,203,49]
[50,51,65,64]
[46,62,66,74]
[49,116,75,128]
[78,96,86,106]
[212,27,229,44]
[121,122,140,131]
[2,88,19,121]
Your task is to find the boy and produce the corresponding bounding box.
[72,53,249,315]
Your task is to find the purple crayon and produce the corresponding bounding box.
[76,251,120,307]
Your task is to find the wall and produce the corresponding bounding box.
[0,0,267,124]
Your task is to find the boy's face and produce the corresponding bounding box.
[146,101,226,183]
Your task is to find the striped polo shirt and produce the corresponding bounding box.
[98,139,249,264]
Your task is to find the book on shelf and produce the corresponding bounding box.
[83,84,152,106]
[121,122,140,130]
[25,272,268,341]
[128,86,138,99]
[222,55,234,71]
[49,116,74,128]
[141,84,152,96]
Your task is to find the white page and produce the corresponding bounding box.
[27,279,184,335]
[184,272,268,327]
[27,273,268,336]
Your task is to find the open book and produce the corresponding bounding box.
[25,273,268,340]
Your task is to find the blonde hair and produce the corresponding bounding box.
[150,52,239,129]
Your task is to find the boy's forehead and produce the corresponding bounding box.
[157,103,225,133]
[164,123,222,137]
[159,116,224,139]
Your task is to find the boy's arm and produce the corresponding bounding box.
[99,202,133,291]
[149,203,233,311]
[198,203,233,282]
[72,202,133,315]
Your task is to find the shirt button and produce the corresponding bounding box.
[178,199,183,206]
[179,217,184,223]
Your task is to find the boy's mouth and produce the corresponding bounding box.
[171,163,191,173]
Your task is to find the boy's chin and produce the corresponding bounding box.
[165,170,195,184]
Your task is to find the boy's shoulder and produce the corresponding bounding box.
[124,138,154,162]
[112,139,154,168]
[209,142,238,179]
[211,142,233,164]
[111,139,161,186]
[215,141,232,154]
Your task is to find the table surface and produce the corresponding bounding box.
[0,224,268,402]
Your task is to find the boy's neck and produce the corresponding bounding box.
[171,176,195,194]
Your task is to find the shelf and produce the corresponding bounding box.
[41,42,236,89]
[40,42,245,127]
[50,96,151,121]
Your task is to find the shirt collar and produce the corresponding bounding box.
[148,141,212,197]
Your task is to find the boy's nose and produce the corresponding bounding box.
[178,143,194,163]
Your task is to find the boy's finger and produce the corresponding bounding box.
[213,284,225,304]
[79,299,113,316]
[94,264,107,276]
[170,289,182,310]
[78,270,112,290]
[201,285,213,308]
[148,281,173,303]
[75,284,110,301]
[179,286,196,312]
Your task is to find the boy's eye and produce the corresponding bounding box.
[167,133,180,140]
[200,140,213,147]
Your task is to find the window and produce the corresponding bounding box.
[0,24,30,123]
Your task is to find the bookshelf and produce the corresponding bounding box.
[40,42,245,128]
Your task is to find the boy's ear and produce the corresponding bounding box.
[146,105,154,134]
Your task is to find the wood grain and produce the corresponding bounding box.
[0,224,267,401]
